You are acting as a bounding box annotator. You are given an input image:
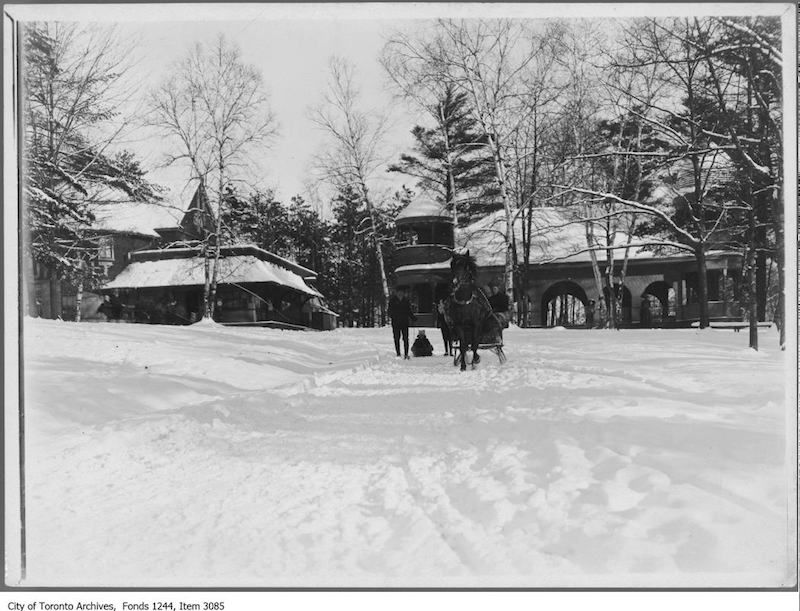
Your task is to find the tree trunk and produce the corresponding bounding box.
[755,246,767,321]
[75,276,84,323]
[605,254,616,330]
[747,209,758,350]
[209,245,222,320]
[208,161,226,320]
[770,185,785,349]
[361,182,389,317]
[585,218,606,325]
[209,215,223,320]
[202,248,212,319]
[695,245,710,328]
[486,134,515,304]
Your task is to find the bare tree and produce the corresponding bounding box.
[438,20,557,307]
[309,56,390,314]
[692,16,784,349]
[555,17,766,333]
[149,35,278,319]
[382,21,551,308]
[564,34,669,329]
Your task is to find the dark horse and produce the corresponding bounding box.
[446,251,493,371]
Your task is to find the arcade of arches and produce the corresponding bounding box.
[541,281,587,327]
[520,271,710,329]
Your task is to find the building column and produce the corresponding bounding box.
[722,265,729,318]
[631,292,642,324]
[530,286,542,327]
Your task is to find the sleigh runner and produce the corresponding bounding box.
[451,311,507,365]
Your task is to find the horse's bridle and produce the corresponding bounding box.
[451,270,475,306]
[452,290,474,306]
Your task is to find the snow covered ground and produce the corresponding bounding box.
[6,318,796,587]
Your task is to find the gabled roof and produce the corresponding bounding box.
[127,244,317,279]
[458,207,665,267]
[104,245,321,296]
[83,187,179,238]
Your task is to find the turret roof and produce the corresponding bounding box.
[396,197,451,222]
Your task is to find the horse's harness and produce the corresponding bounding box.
[451,272,492,311]
[452,285,474,306]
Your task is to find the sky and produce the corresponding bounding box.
[116,18,422,209]
[10,2,792,214]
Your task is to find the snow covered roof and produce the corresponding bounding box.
[396,197,451,222]
[89,195,182,238]
[51,183,179,238]
[459,207,661,267]
[649,151,737,202]
[104,253,322,297]
[395,262,451,274]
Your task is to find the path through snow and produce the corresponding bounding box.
[8,320,795,587]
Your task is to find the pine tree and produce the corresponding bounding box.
[221,188,293,256]
[387,86,497,226]
[22,23,159,317]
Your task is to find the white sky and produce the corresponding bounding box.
[9,3,793,211]
[116,18,421,207]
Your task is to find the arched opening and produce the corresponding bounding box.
[641,281,675,326]
[541,281,588,327]
[602,284,633,325]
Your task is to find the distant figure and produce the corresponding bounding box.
[586,299,596,329]
[488,284,510,327]
[97,295,113,320]
[411,330,434,357]
[109,290,123,320]
[98,292,123,322]
[436,299,453,356]
[640,298,651,327]
[388,287,416,359]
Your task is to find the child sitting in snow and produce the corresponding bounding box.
[410,330,434,357]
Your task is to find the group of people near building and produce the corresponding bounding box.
[387,283,511,359]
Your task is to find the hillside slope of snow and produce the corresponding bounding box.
[7,319,795,587]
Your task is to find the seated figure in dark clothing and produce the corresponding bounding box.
[488,284,511,327]
[410,330,434,357]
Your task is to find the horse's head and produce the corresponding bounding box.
[450,250,477,288]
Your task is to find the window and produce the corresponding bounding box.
[98,237,114,261]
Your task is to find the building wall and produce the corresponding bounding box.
[28,232,156,321]
[496,256,742,327]
[102,234,155,281]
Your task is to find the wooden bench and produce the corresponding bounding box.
[690,321,773,332]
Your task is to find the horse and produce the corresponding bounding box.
[446,250,493,371]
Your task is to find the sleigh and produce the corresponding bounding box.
[452,313,507,365]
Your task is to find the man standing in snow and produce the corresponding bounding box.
[388,287,415,359]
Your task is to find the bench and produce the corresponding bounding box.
[690,321,773,332]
